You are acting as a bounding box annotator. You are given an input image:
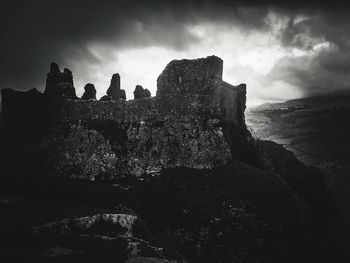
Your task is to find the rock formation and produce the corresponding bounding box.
[133,85,151,99]
[106,73,126,100]
[81,83,96,100]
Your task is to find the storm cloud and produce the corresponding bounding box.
[1,0,350,102]
[267,6,350,96]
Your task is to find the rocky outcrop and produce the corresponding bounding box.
[81,83,96,100]
[107,73,126,100]
[133,85,151,99]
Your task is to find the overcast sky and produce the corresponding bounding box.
[1,0,350,106]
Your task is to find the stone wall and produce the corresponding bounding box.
[1,56,249,178]
[156,55,223,102]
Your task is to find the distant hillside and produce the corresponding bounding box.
[251,94,350,113]
[247,94,350,166]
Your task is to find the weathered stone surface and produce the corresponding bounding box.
[120,89,126,100]
[46,82,77,100]
[43,62,77,100]
[133,85,151,99]
[107,73,126,100]
[45,63,74,95]
[33,213,138,235]
[107,73,120,98]
[2,56,250,178]
[100,95,112,101]
[4,56,327,184]
[31,124,121,180]
[156,55,223,101]
[81,83,96,100]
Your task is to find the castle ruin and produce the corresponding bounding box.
[1,56,250,178]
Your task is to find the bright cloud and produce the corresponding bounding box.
[69,16,332,107]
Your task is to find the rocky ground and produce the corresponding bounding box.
[0,163,337,262]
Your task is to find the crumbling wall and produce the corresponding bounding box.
[1,56,249,178]
[219,82,246,130]
[53,94,229,176]
[156,55,223,104]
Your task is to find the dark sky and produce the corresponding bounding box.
[1,0,350,105]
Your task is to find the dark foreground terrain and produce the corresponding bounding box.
[0,162,339,263]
